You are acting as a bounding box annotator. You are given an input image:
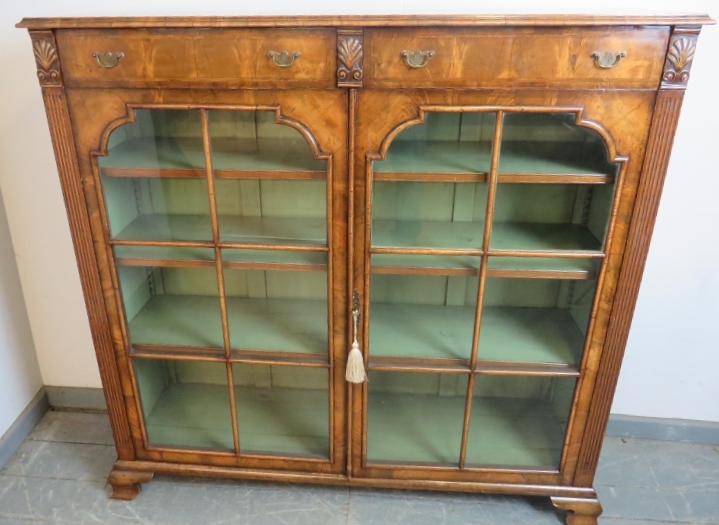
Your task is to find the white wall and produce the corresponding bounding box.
[0,0,716,421]
[0,192,43,438]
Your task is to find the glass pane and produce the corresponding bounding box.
[372,253,480,274]
[134,358,233,451]
[376,112,495,175]
[208,110,327,246]
[117,262,223,350]
[466,376,576,468]
[478,275,597,366]
[371,112,495,251]
[223,254,328,354]
[370,273,478,361]
[367,371,467,465]
[490,183,615,252]
[114,246,215,264]
[500,112,617,176]
[99,110,212,242]
[372,182,488,250]
[233,365,329,458]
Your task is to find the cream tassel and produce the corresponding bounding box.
[346,289,366,383]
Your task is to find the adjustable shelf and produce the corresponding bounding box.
[128,295,328,355]
[100,137,325,179]
[368,303,585,369]
[374,140,615,183]
[371,220,602,254]
[111,214,327,249]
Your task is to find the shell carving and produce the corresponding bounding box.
[338,38,363,69]
[663,37,696,85]
[33,40,57,70]
[32,40,60,83]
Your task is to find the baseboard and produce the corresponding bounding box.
[45,386,107,411]
[40,386,719,446]
[606,414,719,445]
[0,388,49,470]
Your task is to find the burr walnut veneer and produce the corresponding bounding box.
[18,14,713,524]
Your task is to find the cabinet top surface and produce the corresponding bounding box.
[16,13,715,30]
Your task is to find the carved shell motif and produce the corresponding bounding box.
[663,38,696,84]
[33,40,60,82]
[338,38,363,70]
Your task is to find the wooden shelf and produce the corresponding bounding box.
[114,214,214,243]
[219,216,326,247]
[372,253,481,276]
[370,302,475,361]
[367,391,564,468]
[226,297,327,354]
[112,214,326,249]
[373,140,614,182]
[142,382,329,457]
[212,138,325,179]
[375,141,492,179]
[223,249,327,271]
[372,220,485,251]
[114,246,327,271]
[498,141,614,178]
[490,222,602,252]
[129,295,328,355]
[477,307,584,366]
[371,254,598,278]
[486,256,598,279]
[115,246,216,267]
[100,137,325,179]
[372,220,602,253]
[369,303,584,367]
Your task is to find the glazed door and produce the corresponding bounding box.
[350,89,654,484]
[68,89,348,474]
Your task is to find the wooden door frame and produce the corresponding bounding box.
[349,87,657,486]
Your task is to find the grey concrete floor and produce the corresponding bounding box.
[0,410,717,524]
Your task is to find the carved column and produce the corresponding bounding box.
[28,30,136,462]
[573,26,700,494]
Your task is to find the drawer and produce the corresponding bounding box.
[365,27,670,89]
[56,28,336,88]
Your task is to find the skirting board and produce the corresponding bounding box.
[0,388,49,470]
[45,386,107,411]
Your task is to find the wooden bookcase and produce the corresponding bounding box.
[18,15,713,524]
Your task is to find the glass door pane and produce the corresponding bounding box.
[134,358,234,451]
[99,105,335,461]
[367,371,467,465]
[100,110,212,242]
[465,376,576,468]
[233,365,329,458]
[116,261,224,351]
[223,256,328,355]
[209,110,327,247]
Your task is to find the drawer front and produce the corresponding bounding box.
[365,27,669,89]
[56,28,336,88]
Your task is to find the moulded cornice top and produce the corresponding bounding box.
[16,13,716,30]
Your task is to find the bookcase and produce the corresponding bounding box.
[19,14,713,524]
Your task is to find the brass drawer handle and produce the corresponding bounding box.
[401,50,435,69]
[93,51,124,69]
[268,51,301,68]
[591,51,627,69]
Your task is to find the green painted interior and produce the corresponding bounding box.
[133,359,330,457]
[367,372,575,467]
[119,265,328,354]
[100,109,327,243]
[369,274,595,365]
[106,109,613,465]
